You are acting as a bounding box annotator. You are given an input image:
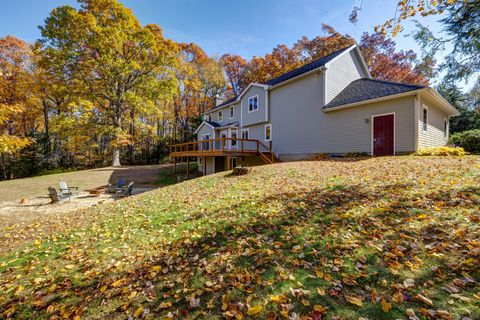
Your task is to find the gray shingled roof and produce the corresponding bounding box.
[206,97,238,113]
[323,78,425,110]
[264,46,353,86]
[205,120,220,128]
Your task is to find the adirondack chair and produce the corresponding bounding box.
[59,180,79,197]
[108,178,126,193]
[117,181,134,196]
[48,187,70,203]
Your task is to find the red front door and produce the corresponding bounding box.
[373,114,394,156]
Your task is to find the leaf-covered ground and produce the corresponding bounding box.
[1,157,479,319]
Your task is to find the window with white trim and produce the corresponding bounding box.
[231,130,237,147]
[248,96,258,112]
[265,124,272,141]
[230,106,234,118]
[422,107,428,131]
[241,129,249,139]
[218,110,223,122]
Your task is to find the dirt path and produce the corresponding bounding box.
[0,164,171,203]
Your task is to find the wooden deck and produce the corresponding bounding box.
[170,138,279,164]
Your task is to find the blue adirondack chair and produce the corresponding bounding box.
[108,178,126,193]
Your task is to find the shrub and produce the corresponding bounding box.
[415,146,466,156]
[312,153,330,160]
[344,152,370,157]
[450,129,480,154]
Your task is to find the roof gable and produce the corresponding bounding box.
[194,120,220,134]
[264,46,353,86]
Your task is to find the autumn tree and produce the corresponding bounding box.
[352,0,478,83]
[220,53,247,97]
[359,32,433,84]
[0,36,36,179]
[39,0,178,166]
[174,43,225,141]
[293,24,356,63]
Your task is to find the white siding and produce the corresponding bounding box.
[417,95,449,148]
[326,50,367,104]
[270,71,416,158]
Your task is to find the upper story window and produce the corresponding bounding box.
[422,107,428,131]
[230,106,234,118]
[248,96,258,112]
[208,114,211,122]
[218,110,223,122]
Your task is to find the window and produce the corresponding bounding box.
[201,134,210,150]
[444,119,448,137]
[248,96,258,112]
[265,124,272,141]
[241,129,249,139]
[230,106,234,119]
[218,110,223,122]
[422,107,428,131]
[231,130,237,147]
[208,114,211,122]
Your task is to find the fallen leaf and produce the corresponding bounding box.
[415,294,433,307]
[247,305,262,316]
[381,298,391,312]
[346,295,363,307]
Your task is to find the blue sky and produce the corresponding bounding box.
[1,0,452,83]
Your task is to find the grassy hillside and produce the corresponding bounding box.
[1,157,479,319]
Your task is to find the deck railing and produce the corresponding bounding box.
[170,137,275,163]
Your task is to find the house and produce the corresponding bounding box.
[170,45,460,175]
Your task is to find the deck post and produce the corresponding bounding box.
[187,157,190,179]
[174,157,177,173]
[204,156,206,175]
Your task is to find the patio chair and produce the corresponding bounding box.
[48,187,70,203]
[108,178,126,193]
[59,180,79,197]
[117,181,134,196]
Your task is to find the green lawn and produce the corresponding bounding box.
[1,157,479,319]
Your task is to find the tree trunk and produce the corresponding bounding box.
[42,104,50,155]
[0,153,7,181]
[112,148,121,167]
[112,110,122,167]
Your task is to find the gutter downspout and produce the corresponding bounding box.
[414,94,419,152]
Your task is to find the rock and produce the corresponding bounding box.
[20,198,29,205]
[231,166,250,175]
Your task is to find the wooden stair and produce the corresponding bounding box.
[256,142,281,164]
